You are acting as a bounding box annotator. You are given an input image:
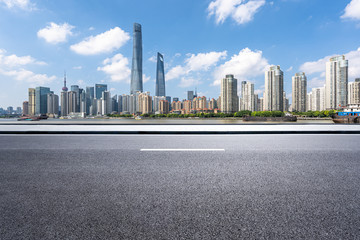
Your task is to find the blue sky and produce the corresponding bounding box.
[1,0,360,108]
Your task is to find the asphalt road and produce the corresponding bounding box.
[1,134,360,239]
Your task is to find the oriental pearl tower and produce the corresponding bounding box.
[62,71,68,92]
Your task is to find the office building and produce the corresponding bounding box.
[22,101,29,115]
[35,87,51,115]
[156,52,165,96]
[292,72,307,112]
[71,85,80,112]
[264,65,284,111]
[187,91,194,101]
[47,93,59,115]
[68,91,77,113]
[325,55,348,109]
[348,81,360,104]
[28,88,36,115]
[86,87,94,115]
[130,23,143,94]
[220,74,238,113]
[95,84,107,99]
[101,91,112,115]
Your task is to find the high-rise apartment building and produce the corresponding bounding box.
[22,101,29,115]
[209,98,217,110]
[68,91,77,113]
[220,74,238,113]
[138,92,152,114]
[348,81,360,104]
[156,52,165,96]
[130,23,143,94]
[28,88,36,115]
[240,81,255,111]
[264,66,284,111]
[35,87,51,115]
[184,100,192,114]
[292,72,307,112]
[193,96,207,110]
[325,55,348,109]
[153,96,166,113]
[159,100,169,114]
[171,101,182,111]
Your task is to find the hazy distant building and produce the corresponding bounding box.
[292,72,307,112]
[156,52,165,96]
[35,87,51,115]
[61,92,68,116]
[306,92,313,112]
[101,91,112,115]
[47,93,59,115]
[325,55,348,109]
[95,84,107,99]
[28,88,35,115]
[130,23,143,94]
[220,74,238,113]
[86,86,94,115]
[264,65,284,111]
[348,81,360,104]
[187,91,194,101]
[22,101,29,115]
[71,85,80,112]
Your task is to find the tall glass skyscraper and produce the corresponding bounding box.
[130,23,143,94]
[156,52,165,96]
[95,84,107,99]
[35,87,51,115]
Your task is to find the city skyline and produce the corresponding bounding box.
[1,0,360,108]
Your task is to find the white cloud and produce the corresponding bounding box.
[286,66,293,72]
[166,51,227,81]
[89,27,95,31]
[37,22,74,44]
[341,0,360,20]
[208,0,266,25]
[148,56,157,63]
[179,77,202,88]
[143,74,150,83]
[97,53,131,82]
[0,0,35,10]
[0,51,46,67]
[212,48,269,85]
[308,77,325,89]
[70,27,130,55]
[0,68,56,85]
[73,66,82,70]
[77,80,84,85]
[300,47,360,80]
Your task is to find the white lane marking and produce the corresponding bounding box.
[140,149,225,152]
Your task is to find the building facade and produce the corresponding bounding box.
[292,72,307,112]
[264,65,284,111]
[220,74,238,113]
[28,88,36,115]
[130,23,143,94]
[325,55,348,109]
[156,52,165,96]
[35,87,51,115]
[348,80,360,104]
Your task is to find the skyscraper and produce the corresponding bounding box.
[130,23,143,94]
[28,88,36,115]
[156,52,165,96]
[325,55,348,109]
[220,74,238,113]
[95,84,107,99]
[86,87,94,115]
[264,65,284,111]
[187,91,194,101]
[101,91,112,115]
[292,72,307,112]
[68,91,77,113]
[35,87,51,115]
[22,101,29,115]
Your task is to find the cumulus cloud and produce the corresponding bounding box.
[97,53,131,82]
[0,68,56,85]
[37,22,74,44]
[0,50,46,66]
[208,0,266,25]
[71,27,130,55]
[212,48,269,85]
[0,0,35,10]
[341,0,360,20]
[165,51,227,81]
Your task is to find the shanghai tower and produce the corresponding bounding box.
[130,23,143,94]
[155,52,165,96]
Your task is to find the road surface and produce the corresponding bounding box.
[1,134,359,239]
